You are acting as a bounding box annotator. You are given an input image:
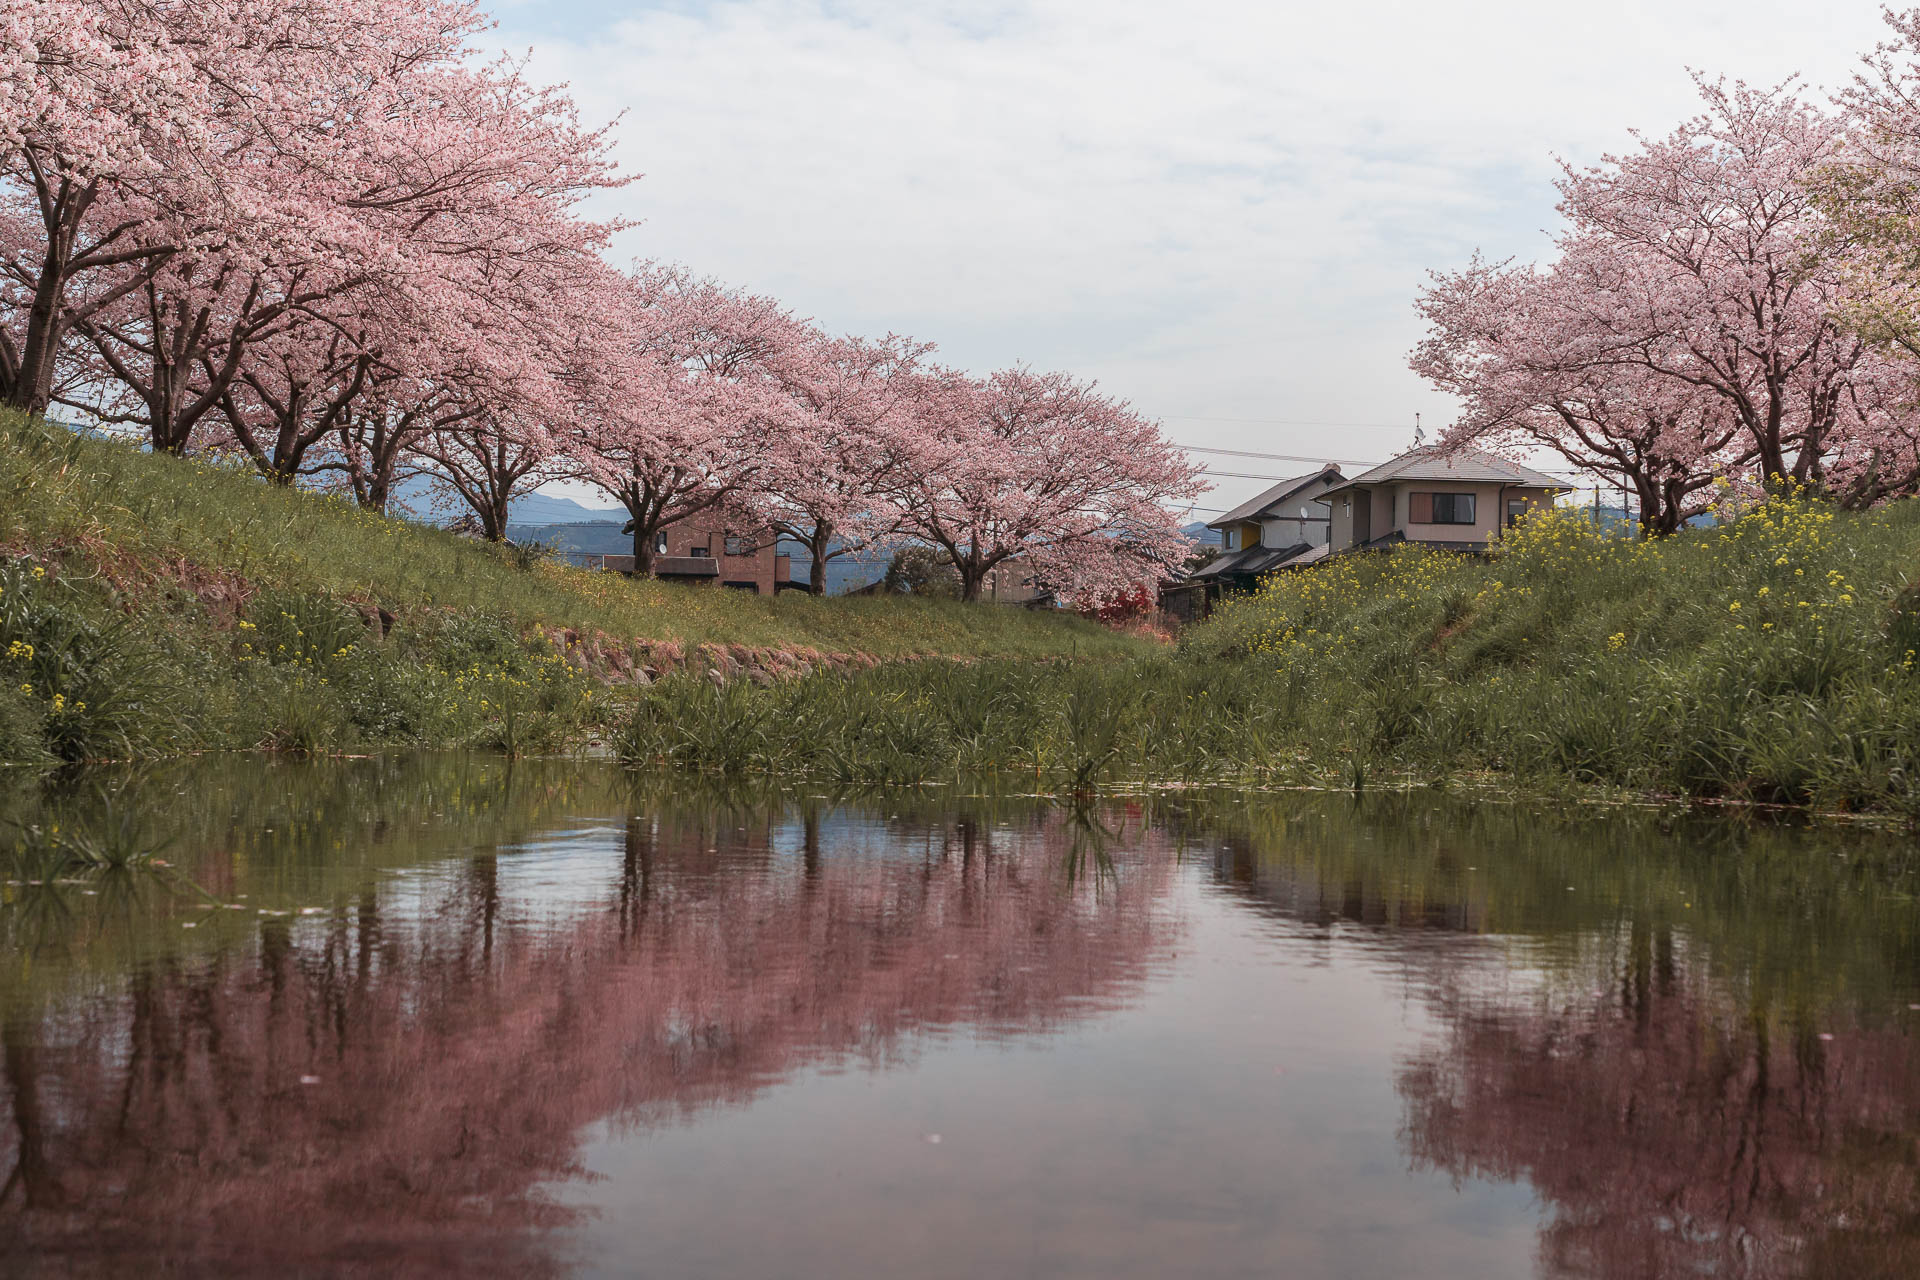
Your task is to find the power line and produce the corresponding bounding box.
[1186,444,1379,467]
[1162,415,1417,429]
[1201,468,1320,481]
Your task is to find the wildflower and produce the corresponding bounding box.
[29,565,44,580]
[1728,601,1741,612]
[50,695,64,711]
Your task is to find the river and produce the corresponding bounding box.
[3,755,1917,1277]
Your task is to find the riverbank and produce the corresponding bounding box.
[0,411,1148,763]
[11,408,1920,814]
[617,495,1920,815]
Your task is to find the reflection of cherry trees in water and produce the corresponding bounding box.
[1397,921,1920,1280]
[0,803,1178,1277]
[1168,793,1920,1280]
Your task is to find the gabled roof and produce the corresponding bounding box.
[1185,542,1315,581]
[1208,464,1344,529]
[1328,447,1565,492]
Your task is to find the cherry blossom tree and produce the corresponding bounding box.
[5,0,625,470]
[0,0,208,414]
[0,0,492,418]
[890,367,1202,603]
[1419,76,1920,515]
[410,406,555,542]
[761,331,931,594]
[1414,248,1741,536]
[1554,79,1906,496]
[562,268,807,574]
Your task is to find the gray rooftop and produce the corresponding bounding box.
[1329,446,1565,491]
[1209,464,1344,528]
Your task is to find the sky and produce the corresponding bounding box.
[488,0,1897,517]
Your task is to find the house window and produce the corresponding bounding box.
[1506,498,1528,528]
[1223,528,1238,550]
[691,543,710,558]
[724,534,754,556]
[1410,491,1476,525]
[654,532,668,554]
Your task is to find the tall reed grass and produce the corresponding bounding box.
[617,497,1920,814]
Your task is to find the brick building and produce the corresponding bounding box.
[594,518,797,595]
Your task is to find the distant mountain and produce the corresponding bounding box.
[508,520,630,555]
[388,475,625,527]
[1182,521,1223,546]
[507,491,626,525]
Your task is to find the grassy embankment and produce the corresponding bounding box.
[617,489,1920,814]
[0,410,1147,764]
[10,405,1920,813]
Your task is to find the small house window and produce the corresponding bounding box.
[691,543,710,558]
[1410,492,1475,525]
[724,534,754,556]
[1223,528,1238,550]
[1505,498,1528,528]
[654,532,668,554]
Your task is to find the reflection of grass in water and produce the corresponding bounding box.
[5,801,167,872]
[1,801,201,966]
[1062,802,1120,891]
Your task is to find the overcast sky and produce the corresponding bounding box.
[492,0,1895,515]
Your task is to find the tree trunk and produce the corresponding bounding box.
[5,174,91,415]
[631,522,657,575]
[483,492,510,542]
[809,530,831,595]
[10,251,69,415]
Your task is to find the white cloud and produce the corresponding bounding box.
[498,0,1894,511]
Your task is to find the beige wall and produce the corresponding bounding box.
[1330,493,1354,549]
[1261,506,1330,548]
[1331,483,1557,550]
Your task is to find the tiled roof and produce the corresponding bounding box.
[1330,447,1565,491]
[1236,543,1311,574]
[1185,542,1317,581]
[1209,464,1344,528]
[1188,550,1250,579]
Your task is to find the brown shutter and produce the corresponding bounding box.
[1410,491,1432,523]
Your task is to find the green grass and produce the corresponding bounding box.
[0,410,1148,762]
[0,411,1143,659]
[14,406,1920,812]
[613,495,1920,815]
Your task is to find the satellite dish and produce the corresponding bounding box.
[1299,506,1310,520]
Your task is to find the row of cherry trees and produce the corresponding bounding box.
[2,0,1200,601]
[1414,11,1920,535]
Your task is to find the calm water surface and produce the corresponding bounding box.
[3,756,1919,1278]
